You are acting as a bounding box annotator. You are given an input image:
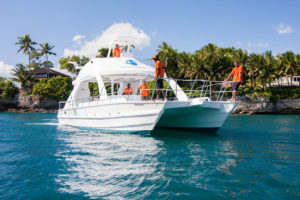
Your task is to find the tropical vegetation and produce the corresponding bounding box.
[32,76,72,99]
[0,77,18,99]
[13,34,57,93]
[156,42,300,100]
[11,64,34,92]
[58,55,90,74]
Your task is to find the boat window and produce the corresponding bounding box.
[113,83,120,95]
[104,83,120,95]
[293,77,300,82]
[88,82,99,97]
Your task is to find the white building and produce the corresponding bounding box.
[271,76,300,87]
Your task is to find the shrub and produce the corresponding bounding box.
[0,77,18,99]
[32,76,73,99]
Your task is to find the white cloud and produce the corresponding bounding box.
[0,61,15,78]
[274,23,293,35]
[64,23,151,58]
[72,34,86,45]
[247,42,269,47]
[235,41,243,46]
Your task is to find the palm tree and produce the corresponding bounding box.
[195,43,224,80]
[262,51,276,89]
[11,64,33,92]
[39,42,56,63]
[15,34,37,70]
[38,42,56,78]
[278,51,297,86]
[157,42,178,78]
[233,49,248,67]
[177,52,192,79]
[295,54,300,86]
[272,56,283,87]
[59,55,90,75]
[246,53,263,89]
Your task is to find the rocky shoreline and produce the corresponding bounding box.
[233,96,300,114]
[0,94,59,113]
[5,108,57,113]
[1,95,300,114]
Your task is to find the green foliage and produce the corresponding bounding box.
[96,48,111,58]
[11,64,34,91]
[156,42,300,101]
[15,34,37,55]
[38,42,56,61]
[32,76,73,99]
[59,55,90,74]
[15,34,38,70]
[89,82,99,97]
[0,77,18,98]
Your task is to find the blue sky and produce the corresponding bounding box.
[0,0,299,77]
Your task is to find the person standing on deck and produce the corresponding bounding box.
[138,80,149,101]
[113,44,121,57]
[152,55,167,101]
[224,61,243,103]
[123,83,133,95]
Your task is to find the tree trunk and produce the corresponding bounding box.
[28,51,31,71]
[46,53,49,78]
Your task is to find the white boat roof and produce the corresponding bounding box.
[110,36,137,46]
[74,57,155,83]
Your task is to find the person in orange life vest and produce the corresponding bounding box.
[113,44,122,57]
[152,54,167,101]
[138,80,149,101]
[123,83,133,95]
[224,61,243,103]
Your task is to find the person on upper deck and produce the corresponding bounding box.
[123,83,133,95]
[152,55,167,101]
[138,80,149,101]
[113,44,122,57]
[224,61,243,103]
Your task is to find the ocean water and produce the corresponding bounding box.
[0,113,299,200]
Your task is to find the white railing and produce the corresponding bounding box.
[59,78,234,109]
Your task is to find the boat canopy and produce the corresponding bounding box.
[73,57,154,84]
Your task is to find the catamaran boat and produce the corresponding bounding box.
[58,37,237,132]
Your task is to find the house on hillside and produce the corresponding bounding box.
[31,67,70,79]
[270,76,300,87]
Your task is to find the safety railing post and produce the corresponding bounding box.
[209,82,211,100]
[188,79,196,99]
[175,79,178,100]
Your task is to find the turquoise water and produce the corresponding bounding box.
[0,113,299,199]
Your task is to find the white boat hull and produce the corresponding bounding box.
[58,99,236,133]
[155,100,236,132]
[58,101,166,131]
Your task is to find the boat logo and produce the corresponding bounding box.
[126,59,138,66]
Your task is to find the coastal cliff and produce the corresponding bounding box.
[0,93,58,113]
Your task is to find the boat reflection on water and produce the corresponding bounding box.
[55,125,240,199]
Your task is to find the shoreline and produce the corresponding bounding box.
[1,96,300,115]
[4,108,58,113]
[3,110,300,115]
[2,96,300,115]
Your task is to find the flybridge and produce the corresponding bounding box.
[107,36,137,58]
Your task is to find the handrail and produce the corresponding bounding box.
[59,78,236,110]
